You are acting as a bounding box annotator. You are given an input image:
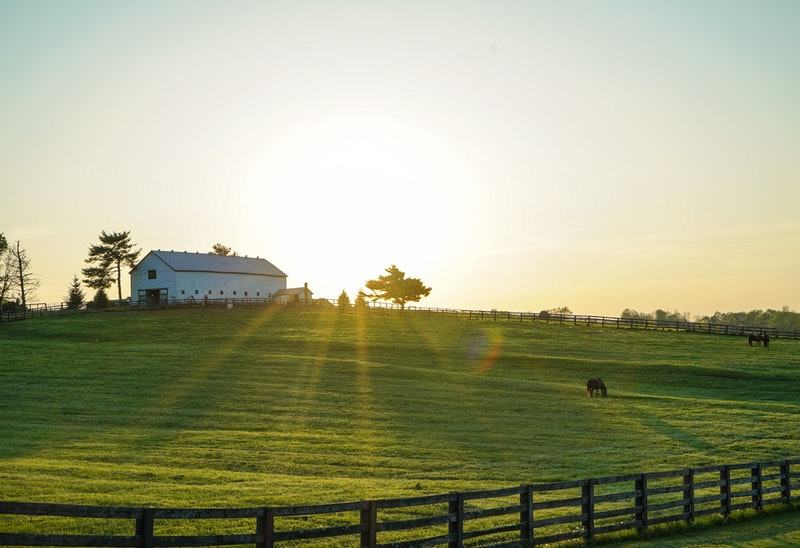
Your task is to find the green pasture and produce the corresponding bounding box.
[1,307,798,544]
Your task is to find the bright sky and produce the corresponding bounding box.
[2,1,799,316]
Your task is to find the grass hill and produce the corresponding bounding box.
[1,307,799,542]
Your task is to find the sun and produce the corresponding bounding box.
[241,116,479,293]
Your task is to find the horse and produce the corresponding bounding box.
[763,333,770,348]
[586,378,607,398]
[748,334,763,347]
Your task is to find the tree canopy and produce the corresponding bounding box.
[364,265,431,310]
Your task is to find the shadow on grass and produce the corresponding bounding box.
[594,501,800,546]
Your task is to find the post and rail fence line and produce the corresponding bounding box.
[1,457,798,546]
[2,297,799,339]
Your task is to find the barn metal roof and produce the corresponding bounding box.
[141,250,287,277]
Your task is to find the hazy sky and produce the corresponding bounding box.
[2,1,799,315]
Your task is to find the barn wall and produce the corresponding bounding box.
[173,272,286,299]
[130,253,177,299]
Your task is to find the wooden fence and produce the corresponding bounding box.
[3,297,799,339]
[2,457,798,547]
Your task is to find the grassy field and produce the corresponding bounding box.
[1,306,799,543]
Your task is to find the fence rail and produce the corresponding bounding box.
[3,297,799,339]
[1,457,798,546]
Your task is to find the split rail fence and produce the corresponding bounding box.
[2,457,799,547]
[3,298,799,339]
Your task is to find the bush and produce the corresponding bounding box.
[337,290,351,308]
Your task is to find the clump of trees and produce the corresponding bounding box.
[364,265,431,310]
[696,307,800,332]
[337,290,351,308]
[83,230,140,304]
[620,308,690,322]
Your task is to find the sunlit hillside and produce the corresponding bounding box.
[3,307,799,510]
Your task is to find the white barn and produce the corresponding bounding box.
[130,250,288,305]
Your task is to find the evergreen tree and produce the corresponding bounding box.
[354,290,368,311]
[93,288,110,309]
[364,265,431,310]
[83,230,140,303]
[337,290,351,308]
[65,275,85,310]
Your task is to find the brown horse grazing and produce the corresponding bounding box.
[748,334,763,347]
[586,378,607,398]
[763,333,770,347]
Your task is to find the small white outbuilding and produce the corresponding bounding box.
[130,250,287,305]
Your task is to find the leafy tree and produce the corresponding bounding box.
[9,241,39,309]
[211,243,237,256]
[83,231,140,303]
[337,290,351,308]
[547,306,572,315]
[65,275,85,310]
[93,288,110,308]
[365,265,431,310]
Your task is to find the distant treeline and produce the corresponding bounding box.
[620,306,800,332]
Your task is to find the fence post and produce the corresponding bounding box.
[520,484,534,545]
[448,492,464,548]
[635,474,648,536]
[256,508,274,548]
[781,460,791,502]
[683,469,694,523]
[720,466,731,517]
[361,500,378,548]
[360,500,377,548]
[752,463,763,510]
[582,479,595,540]
[135,508,154,548]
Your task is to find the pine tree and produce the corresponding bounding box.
[83,230,140,303]
[65,275,85,310]
[337,290,351,308]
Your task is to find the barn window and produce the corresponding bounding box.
[256,292,260,296]
[207,290,212,295]
[220,290,224,295]
[194,290,198,295]
[233,291,237,296]
[181,290,185,295]
[244,291,248,296]
[148,269,157,279]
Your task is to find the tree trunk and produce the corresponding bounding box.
[16,241,26,311]
[116,259,122,303]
